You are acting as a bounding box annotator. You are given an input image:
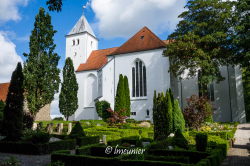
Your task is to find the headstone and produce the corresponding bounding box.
[58,123,63,134]
[138,121,151,128]
[32,123,38,130]
[67,123,72,134]
[103,135,107,145]
[47,123,54,134]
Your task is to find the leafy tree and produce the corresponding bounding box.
[124,76,131,116]
[106,108,127,126]
[23,8,60,117]
[59,57,78,121]
[46,0,63,12]
[183,95,213,129]
[2,63,24,140]
[95,100,111,121]
[115,74,125,114]
[234,0,250,67]
[164,0,235,86]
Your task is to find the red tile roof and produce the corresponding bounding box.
[76,47,118,72]
[76,27,170,72]
[0,83,10,102]
[110,27,166,55]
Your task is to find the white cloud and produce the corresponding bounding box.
[91,0,186,38]
[0,0,30,23]
[0,32,23,83]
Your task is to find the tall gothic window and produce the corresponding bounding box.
[132,59,147,97]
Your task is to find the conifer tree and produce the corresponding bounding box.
[166,92,173,135]
[23,8,60,117]
[123,76,131,116]
[2,63,24,140]
[114,74,126,115]
[59,57,78,120]
[173,99,185,132]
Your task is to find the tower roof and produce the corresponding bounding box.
[67,14,96,37]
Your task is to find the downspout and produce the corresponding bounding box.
[227,65,233,122]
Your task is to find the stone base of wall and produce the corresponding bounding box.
[35,104,51,121]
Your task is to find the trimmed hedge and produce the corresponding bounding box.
[51,153,190,166]
[148,149,208,164]
[0,139,76,155]
[77,136,99,146]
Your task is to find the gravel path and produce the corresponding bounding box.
[221,123,250,166]
[0,153,50,166]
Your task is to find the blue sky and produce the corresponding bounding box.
[0,0,186,116]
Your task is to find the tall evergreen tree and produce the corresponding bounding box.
[59,57,78,120]
[164,0,235,86]
[173,99,185,132]
[2,63,24,140]
[123,76,131,116]
[23,8,60,117]
[114,74,126,115]
[166,92,173,135]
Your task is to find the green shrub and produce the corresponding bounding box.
[77,136,100,146]
[53,117,64,121]
[173,129,188,149]
[68,121,86,139]
[116,154,144,160]
[22,130,50,144]
[153,91,173,141]
[145,155,190,164]
[48,161,65,166]
[31,130,50,144]
[172,99,185,132]
[125,119,136,123]
[149,137,173,150]
[95,100,111,121]
[49,139,76,152]
[196,133,208,152]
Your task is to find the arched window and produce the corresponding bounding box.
[132,59,147,97]
[72,40,75,46]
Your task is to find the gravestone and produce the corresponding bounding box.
[32,123,38,130]
[67,123,72,134]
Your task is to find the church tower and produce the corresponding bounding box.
[66,12,98,70]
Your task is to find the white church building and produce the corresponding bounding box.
[66,14,246,123]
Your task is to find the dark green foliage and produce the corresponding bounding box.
[53,117,64,121]
[124,76,131,116]
[164,0,235,85]
[0,100,5,120]
[172,100,185,132]
[31,131,50,144]
[153,91,173,141]
[166,92,173,136]
[76,136,100,146]
[46,0,63,12]
[95,100,111,121]
[196,133,208,152]
[69,121,86,139]
[59,57,78,120]
[0,139,76,155]
[23,7,60,116]
[234,0,250,68]
[115,74,126,115]
[145,155,189,164]
[23,112,34,130]
[2,63,24,141]
[173,129,188,149]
